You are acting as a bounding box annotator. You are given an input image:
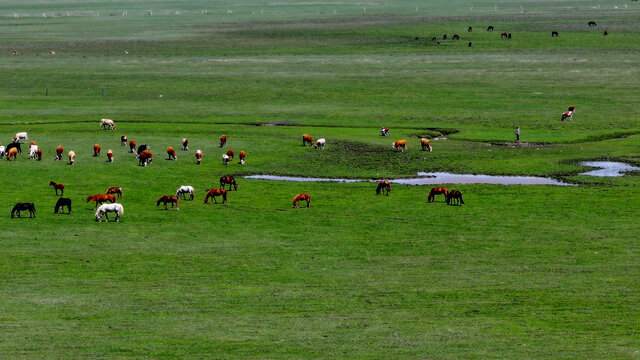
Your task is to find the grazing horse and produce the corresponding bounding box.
[552,31,559,37]
[226,149,235,160]
[157,195,179,210]
[95,203,124,222]
[68,151,76,165]
[106,186,122,198]
[220,135,227,148]
[293,194,311,208]
[452,34,460,40]
[376,180,391,196]
[204,188,227,204]
[106,149,113,162]
[54,198,72,214]
[487,26,494,31]
[222,154,230,165]
[49,181,65,196]
[93,144,101,157]
[176,185,194,200]
[421,138,432,152]
[100,118,116,130]
[392,140,407,152]
[314,138,326,149]
[6,147,18,161]
[442,34,447,40]
[7,142,21,154]
[380,127,390,136]
[139,150,152,166]
[428,187,449,203]
[302,134,313,146]
[603,30,608,36]
[468,26,472,32]
[36,149,42,160]
[195,149,203,165]
[121,135,127,146]
[239,150,245,164]
[87,194,116,209]
[182,138,189,151]
[167,147,177,160]
[446,190,465,205]
[13,132,28,143]
[28,144,38,159]
[55,145,63,160]
[220,176,238,191]
[11,203,36,218]
[501,32,508,38]
[0,145,5,159]
[588,21,597,27]
[129,140,137,153]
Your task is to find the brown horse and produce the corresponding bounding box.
[204,188,227,204]
[302,134,313,146]
[167,147,177,160]
[376,180,391,196]
[121,135,127,146]
[226,149,235,160]
[220,176,238,191]
[49,181,65,196]
[87,194,116,209]
[129,140,137,153]
[239,150,246,164]
[446,190,465,205]
[55,145,63,160]
[293,194,311,208]
[106,149,113,162]
[93,144,101,157]
[427,187,449,202]
[157,195,179,210]
[106,186,122,198]
[220,135,227,148]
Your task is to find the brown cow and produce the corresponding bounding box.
[302,134,313,146]
[220,135,227,148]
[93,144,101,157]
[392,140,407,152]
[167,147,177,160]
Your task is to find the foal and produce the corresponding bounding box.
[49,181,65,196]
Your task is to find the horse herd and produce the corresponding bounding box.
[376,181,464,206]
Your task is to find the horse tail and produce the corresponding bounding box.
[222,190,227,203]
[119,205,124,214]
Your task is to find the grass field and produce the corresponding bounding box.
[1,0,639,358]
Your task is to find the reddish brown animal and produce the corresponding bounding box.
[195,150,203,165]
[36,149,43,160]
[129,140,137,153]
[239,150,246,164]
[220,135,227,148]
[87,194,116,209]
[446,190,465,206]
[157,195,179,210]
[167,147,177,160]
[421,138,432,152]
[93,144,101,157]
[121,135,127,146]
[226,149,235,160]
[376,181,391,196]
[49,181,65,196]
[293,194,311,208]
[501,32,508,38]
[220,176,238,191]
[302,134,313,146]
[428,187,449,203]
[106,149,113,162]
[139,150,152,166]
[6,147,18,161]
[393,140,407,152]
[30,141,36,146]
[106,186,122,198]
[55,145,63,160]
[204,188,227,204]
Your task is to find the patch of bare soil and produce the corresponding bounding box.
[504,141,549,147]
[262,121,294,126]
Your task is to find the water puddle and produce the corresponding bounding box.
[579,161,640,177]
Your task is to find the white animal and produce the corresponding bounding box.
[176,185,195,200]
[195,149,203,165]
[100,118,116,130]
[95,203,124,222]
[222,154,230,165]
[13,132,28,143]
[314,138,326,149]
[0,145,5,158]
[68,150,76,165]
[28,144,38,159]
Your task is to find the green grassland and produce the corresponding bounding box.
[1,0,639,358]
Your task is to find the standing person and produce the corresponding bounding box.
[515,127,520,141]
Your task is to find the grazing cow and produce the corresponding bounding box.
[195,149,203,165]
[176,186,195,200]
[68,150,76,165]
[239,150,245,164]
[13,132,28,143]
[106,149,113,162]
[136,144,149,156]
[121,135,127,146]
[139,150,152,166]
[55,145,63,160]
[468,26,472,32]
[220,176,238,191]
[604,30,608,36]
[95,203,124,222]
[36,149,42,160]
[167,147,177,160]
[314,138,326,149]
[11,203,36,218]
[28,144,38,159]
[204,188,227,204]
[87,194,116,209]
[6,147,18,161]
[501,32,508,39]
[392,140,407,152]
[129,140,136,153]
[49,181,64,196]
[182,138,189,151]
[588,21,597,27]
[293,194,311,208]
[106,187,122,198]
[93,144,101,157]
[552,31,559,37]
[222,154,230,165]
[428,187,449,202]
[487,26,494,31]
[220,135,227,148]
[302,134,313,146]
[0,145,5,158]
[561,111,574,121]
[468,41,473,47]
[157,195,179,210]
[7,142,21,154]
[446,190,465,205]
[452,34,460,40]
[376,180,391,196]
[421,138,432,152]
[226,149,235,160]
[54,198,72,214]
[380,127,390,136]
[100,118,116,130]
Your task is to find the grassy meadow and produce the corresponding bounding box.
[1,0,639,358]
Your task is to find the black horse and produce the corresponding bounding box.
[11,203,36,218]
[54,198,72,214]
[7,142,21,154]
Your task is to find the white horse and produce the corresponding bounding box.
[13,132,28,143]
[68,150,76,165]
[95,203,124,222]
[222,154,230,165]
[100,118,116,130]
[28,144,38,159]
[0,145,5,158]
[314,138,326,149]
[176,185,195,200]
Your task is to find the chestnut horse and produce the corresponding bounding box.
[204,188,227,204]
[49,181,65,196]
[11,203,36,218]
[427,187,449,202]
[220,135,227,148]
[157,195,179,210]
[87,194,116,209]
[302,134,313,146]
[167,147,177,160]
[55,145,63,160]
[239,150,245,164]
[226,149,235,160]
[93,144,101,157]
[106,186,122,198]
[54,198,72,214]
[129,140,137,153]
[121,135,127,146]
[293,194,311,208]
[106,149,113,162]
[392,140,407,152]
[446,190,465,205]
[376,180,391,196]
[220,176,238,191]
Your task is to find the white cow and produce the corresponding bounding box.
[314,138,326,149]
[100,118,116,130]
[176,186,195,200]
[28,144,38,159]
[13,132,28,143]
[95,203,124,222]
